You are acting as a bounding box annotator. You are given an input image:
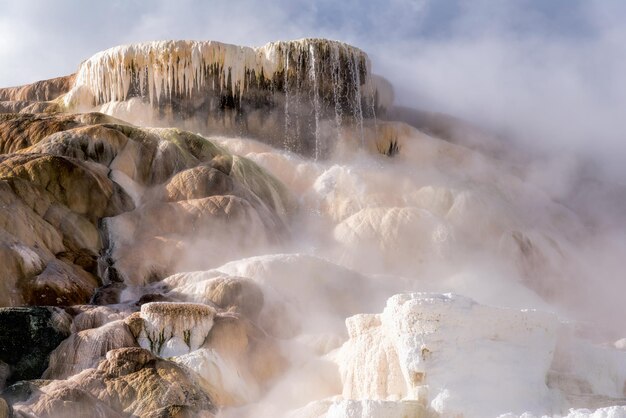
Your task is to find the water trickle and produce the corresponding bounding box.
[350,54,365,147]
[331,44,344,137]
[294,47,304,153]
[366,70,379,132]
[308,44,322,161]
[283,47,292,151]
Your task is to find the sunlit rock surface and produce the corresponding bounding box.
[12,347,216,417]
[64,39,389,157]
[0,113,134,306]
[326,293,626,418]
[0,75,74,103]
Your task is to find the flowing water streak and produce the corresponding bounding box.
[283,46,292,151]
[295,47,303,152]
[350,53,365,147]
[366,72,378,132]
[331,44,344,138]
[309,44,322,161]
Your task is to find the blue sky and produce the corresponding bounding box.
[1,0,625,172]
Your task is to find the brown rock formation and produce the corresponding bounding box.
[0,109,293,306]
[13,347,216,417]
[0,128,134,306]
[0,75,75,102]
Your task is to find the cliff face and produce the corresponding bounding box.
[68,40,375,111]
[0,39,391,157]
[67,39,388,157]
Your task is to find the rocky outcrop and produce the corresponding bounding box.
[43,319,138,379]
[128,302,217,357]
[329,293,626,417]
[0,113,99,154]
[11,347,216,417]
[1,37,621,418]
[121,301,285,408]
[68,305,134,333]
[0,307,71,385]
[0,118,135,306]
[0,101,35,114]
[0,112,294,305]
[66,40,372,110]
[0,101,62,115]
[0,75,74,102]
[0,115,299,418]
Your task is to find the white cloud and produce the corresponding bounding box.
[366,1,626,177]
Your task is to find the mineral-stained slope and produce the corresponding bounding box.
[0,111,293,309]
[0,115,134,307]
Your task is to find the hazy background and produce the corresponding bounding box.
[0,0,625,175]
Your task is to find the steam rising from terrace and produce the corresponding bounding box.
[1,34,626,418]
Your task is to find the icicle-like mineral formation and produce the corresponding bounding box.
[62,39,391,156]
[134,302,216,357]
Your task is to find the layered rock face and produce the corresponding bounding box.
[0,111,293,309]
[0,75,74,103]
[1,38,626,418]
[0,62,297,414]
[0,113,134,307]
